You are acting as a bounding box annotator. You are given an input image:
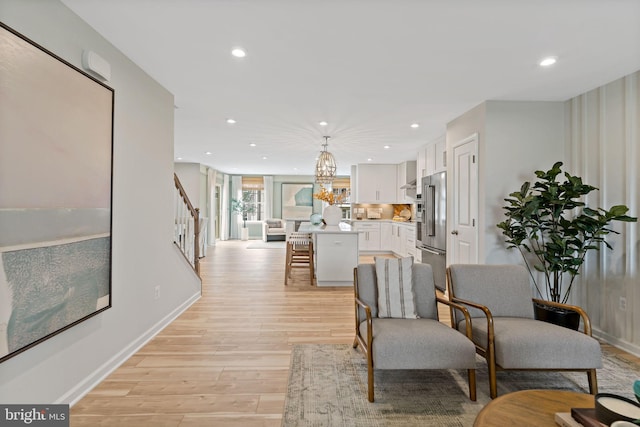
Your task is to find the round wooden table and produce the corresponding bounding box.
[474,389,595,426]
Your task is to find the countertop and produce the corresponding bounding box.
[298,222,357,234]
[349,219,417,225]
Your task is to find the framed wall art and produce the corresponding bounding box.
[0,23,114,363]
[281,183,313,220]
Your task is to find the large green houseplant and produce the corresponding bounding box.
[497,162,636,307]
[231,192,256,240]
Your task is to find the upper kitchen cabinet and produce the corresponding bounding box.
[417,135,446,196]
[397,160,416,202]
[355,164,397,203]
[434,138,446,173]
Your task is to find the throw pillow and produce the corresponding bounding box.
[375,256,417,319]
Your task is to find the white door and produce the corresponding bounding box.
[450,134,478,265]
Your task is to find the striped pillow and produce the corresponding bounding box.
[375,256,417,319]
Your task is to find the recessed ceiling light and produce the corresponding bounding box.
[226,118,236,124]
[367,158,373,162]
[249,143,256,147]
[539,56,557,67]
[319,121,328,126]
[262,156,268,160]
[384,145,391,149]
[231,48,246,58]
[410,123,420,128]
[205,151,212,155]
[176,157,182,160]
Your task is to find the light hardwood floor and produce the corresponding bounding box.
[71,240,640,426]
[72,240,356,426]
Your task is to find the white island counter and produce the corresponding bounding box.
[299,222,358,287]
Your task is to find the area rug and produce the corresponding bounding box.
[282,343,640,427]
[246,241,286,249]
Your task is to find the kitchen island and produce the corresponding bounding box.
[299,222,358,287]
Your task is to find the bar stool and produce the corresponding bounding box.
[284,231,314,286]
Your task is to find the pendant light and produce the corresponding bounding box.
[315,136,337,183]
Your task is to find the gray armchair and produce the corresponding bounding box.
[353,262,477,402]
[446,264,602,399]
[262,218,286,242]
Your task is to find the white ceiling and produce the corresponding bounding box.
[61,0,640,177]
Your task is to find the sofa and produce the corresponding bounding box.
[262,218,286,242]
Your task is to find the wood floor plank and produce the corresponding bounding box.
[70,240,640,426]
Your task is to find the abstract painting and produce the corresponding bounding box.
[0,23,114,362]
[281,183,313,220]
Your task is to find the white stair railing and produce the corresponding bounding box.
[174,174,200,276]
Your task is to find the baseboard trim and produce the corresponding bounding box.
[593,327,640,358]
[60,292,201,406]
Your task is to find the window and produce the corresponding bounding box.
[242,177,264,221]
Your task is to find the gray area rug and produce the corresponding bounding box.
[246,241,286,249]
[282,343,640,427]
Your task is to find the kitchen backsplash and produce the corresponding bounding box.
[351,204,415,220]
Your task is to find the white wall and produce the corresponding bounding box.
[0,0,201,404]
[565,71,640,354]
[482,101,565,264]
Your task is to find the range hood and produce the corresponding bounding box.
[400,178,417,189]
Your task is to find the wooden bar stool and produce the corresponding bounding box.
[284,232,314,286]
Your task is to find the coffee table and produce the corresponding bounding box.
[474,389,595,426]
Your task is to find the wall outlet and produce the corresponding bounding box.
[619,296,627,311]
[154,286,160,300]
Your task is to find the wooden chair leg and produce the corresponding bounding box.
[367,352,375,402]
[587,369,598,395]
[352,337,359,349]
[468,369,477,401]
[308,242,314,286]
[284,243,291,286]
[487,349,498,399]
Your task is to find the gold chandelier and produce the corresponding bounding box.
[315,136,336,183]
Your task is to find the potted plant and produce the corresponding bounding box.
[497,162,636,328]
[231,192,256,241]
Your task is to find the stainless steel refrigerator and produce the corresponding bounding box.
[417,171,447,291]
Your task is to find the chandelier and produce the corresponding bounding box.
[315,136,336,183]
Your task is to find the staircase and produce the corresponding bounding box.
[174,173,200,276]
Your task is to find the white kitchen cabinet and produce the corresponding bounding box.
[405,224,416,258]
[397,160,417,203]
[416,146,427,195]
[399,226,409,257]
[425,143,436,177]
[434,138,446,173]
[390,222,416,258]
[380,222,392,251]
[353,221,381,251]
[424,135,446,177]
[390,223,401,255]
[355,164,397,203]
[315,233,359,286]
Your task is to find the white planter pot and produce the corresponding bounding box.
[241,227,249,241]
[323,205,342,226]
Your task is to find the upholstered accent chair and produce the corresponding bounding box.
[353,262,477,402]
[446,264,602,399]
[262,218,286,242]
